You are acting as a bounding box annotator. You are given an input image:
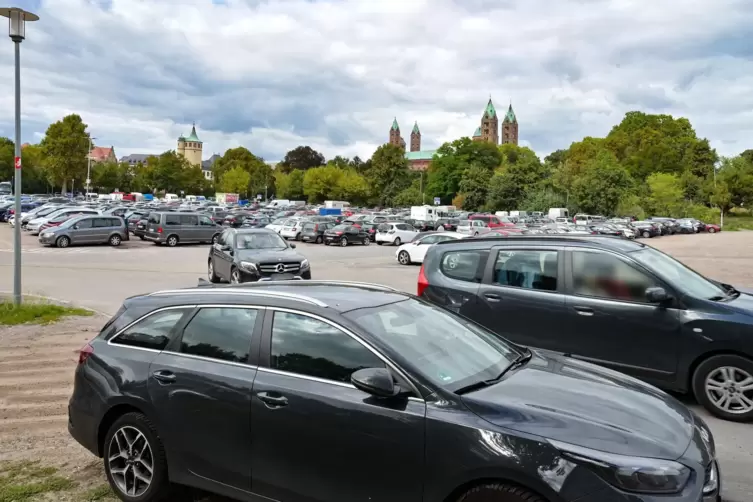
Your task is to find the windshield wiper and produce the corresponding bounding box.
[455,348,533,395]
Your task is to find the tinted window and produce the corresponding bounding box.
[271,312,384,383]
[147,213,160,224]
[179,214,198,225]
[493,250,558,291]
[165,214,180,225]
[179,308,258,363]
[72,218,93,229]
[572,251,658,302]
[113,308,189,350]
[199,215,214,226]
[420,234,440,245]
[440,250,487,282]
[92,218,110,228]
[303,223,316,231]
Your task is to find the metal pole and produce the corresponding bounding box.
[86,137,92,193]
[12,40,22,305]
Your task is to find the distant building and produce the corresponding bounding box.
[89,146,117,164]
[177,123,203,167]
[202,154,220,181]
[120,153,152,167]
[388,119,436,171]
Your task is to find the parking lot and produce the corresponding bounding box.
[0,227,752,500]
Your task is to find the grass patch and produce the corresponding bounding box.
[0,300,92,326]
[79,483,115,501]
[0,460,76,502]
[723,215,753,231]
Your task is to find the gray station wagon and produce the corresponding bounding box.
[38,215,129,248]
[143,212,221,247]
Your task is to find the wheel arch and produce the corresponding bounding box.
[441,476,556,502]
[97,403,146,457]
[686,349,753,392]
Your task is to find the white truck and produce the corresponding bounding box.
[548,208,569,219]
[325,200,350,209]
[410,205,455,222]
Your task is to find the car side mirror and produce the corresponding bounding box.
[351,368,400,398]
[290,243,296,249]
[73,225,79,230]
[646,287,671,304]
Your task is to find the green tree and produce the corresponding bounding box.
[213,147,271,198]
[277,146,325,173]
[151,151,189,193]
[426,138,501,202]
[458,164,490,211]
[710,182,733,226]
[92,161,121,192]
[646,173,685,216]
[393,180,423,207]
[40,114,91,193]
[366,144,412,206]
[219,166,251,195]
[716,155,753,209]
[275,169,305,200]
[303,165,344,203]
[485,145,547,210]
[333,169,370,203]
[569,150,633,215]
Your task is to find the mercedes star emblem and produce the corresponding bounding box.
[275,263,285,273]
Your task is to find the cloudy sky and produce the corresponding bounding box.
[0,0,751,163]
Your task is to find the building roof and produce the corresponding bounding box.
[202,154,220,171]
[391,118,400,131]
[504,104,517,123]
[184,124,202,143]
[89,146,115,162]
[120,153,151,164]
[405,150,437,161]
[473,126,482,137]
[412,122,420,134]
[484,98,497,118]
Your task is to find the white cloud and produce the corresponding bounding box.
[0,0,751,162]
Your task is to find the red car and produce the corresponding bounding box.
[469,214,515,229]
[706,223,721,233]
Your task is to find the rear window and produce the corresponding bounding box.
[377,223,391,231]
[332,224,349,231]
[440,250,488,282]
[457,220,471,227]
[303,223,316,231]
[148,213,161,224]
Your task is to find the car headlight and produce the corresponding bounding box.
[548,439,690,494]
[41,232,53,238]
[300,259,310,270]
[239,261,258,272]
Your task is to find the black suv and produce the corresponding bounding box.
[68,281,720,502]
[419,235,753,421]
[208,228,311,283]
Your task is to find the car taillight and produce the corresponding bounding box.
[77,343,94,364]
[314,224,319,232]
[417,263,429,296]
[157,227,163,233]
[336,231,343,235]
[8,209,14,214]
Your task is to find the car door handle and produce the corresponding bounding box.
[152,370,176,383]
[484,293,501,302]
[573,306,594,316]
[256,391,288,408]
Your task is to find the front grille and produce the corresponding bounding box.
[259,262,301,274]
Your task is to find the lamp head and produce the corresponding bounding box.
[0,7,39,42]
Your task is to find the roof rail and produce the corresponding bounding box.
[147,287,328,307]
[299,280,400,292]
[435,234,627,245]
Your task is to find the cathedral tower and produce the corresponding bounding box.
[410,122,421,152]
[389,118,403,148]
[480,98,499,145]
[502,103,519,145]
[177,123,203,167]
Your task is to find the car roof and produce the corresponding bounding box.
[126,281,410,314]
[435,234,648,253]
[230,227,278,234]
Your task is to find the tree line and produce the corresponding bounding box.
[4,112,752,223]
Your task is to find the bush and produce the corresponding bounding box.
[684,205,720,224]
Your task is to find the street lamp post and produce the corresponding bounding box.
[86,136,96,194]
[0,7,39,305]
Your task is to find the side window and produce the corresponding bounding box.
[148,213,160,225]
[92,218,109,228]
[165,214,180,226]
[109,218,121,227]
[270,312,385,383]
[180,214,199,226]
[112,308,190,351]
[440,250,487,282]
[420,235,440,245]
[199,215,214,226]
[571,251,658,302]
[74,218,93,229]
[493,250,558,291]
[178,308,258,363]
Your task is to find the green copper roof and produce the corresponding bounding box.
[473,126,482,137]
[484,98,496,118]
[503,104,517,123]
[391,118,400,131]
[184,124,202,143]
[405,150,437,161]
[412,122,420,134]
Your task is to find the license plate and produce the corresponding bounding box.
[149,228,155,232]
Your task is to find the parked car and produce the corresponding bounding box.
[143,212,221,247]
[434,218,459,231]
[279,218,308,241]
[456,219,491,236]
[323,224,371,246]
[68,281,722,502]
[375,222,418,246]
[39,215,129,248]
[26,207,100,235]
[208,228,311,283]
[300,221,336,243]
[241,216,271,228]
[706,223,721,233]
[419,234,753,421]
[396,231,466,265]
[632,220,661,238]
[469,213,514,228]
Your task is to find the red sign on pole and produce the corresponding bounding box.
[14,156,21,170]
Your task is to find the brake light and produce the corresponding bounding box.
[157,227,163,233]
[77,343,94,364]
[314,224,319,232]
[417,263,429,296]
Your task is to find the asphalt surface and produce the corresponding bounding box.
[0,227,750,501]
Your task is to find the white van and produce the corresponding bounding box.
[548,208,569,219]
[165,193,179,202]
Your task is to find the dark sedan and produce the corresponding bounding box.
[323,224,371,246]
[68,281,721,502]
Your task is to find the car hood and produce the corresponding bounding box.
[461,351,694,459]
[234,248,304,263]
[716,289,753,315]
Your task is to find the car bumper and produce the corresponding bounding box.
[67,402,100,457]
[280,231,298,239]
[375,234,394,243]
[38,233,57,245]
[301,233,318,242]
[238,268,312,282]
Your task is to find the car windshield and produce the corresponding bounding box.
[344,299,518,392]
[630,247,728,300]
[457,220,471,227]
[332,224,349,231]
[236,232,287,249]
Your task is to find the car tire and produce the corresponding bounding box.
[324,241,330,246]
[315,235,322,244]
[394,237,401,246]
[208,260,220,283]
[103,412,173,502]
[708,228,716,234]
[456,483,546,502]
[398,250,411,265]
[295,232,302,241]
[166,235,179,247]
[377,241,383,245]
[230,267,242,284]
[363,238,370,246]
[211,233,220,244]
[138,235,145,240]
[109,234,122,247]
[340,237,348,247]
[474,232,479,236]
[642,231,650,238]
[692,354,753,422]
[56,236,70,248]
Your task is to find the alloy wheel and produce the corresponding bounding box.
[56,236,69,248]
[231,269,241,284]
[107,425,154,498]
[398,251,410,265]
[705,366,753,414]
[340,238,348,247]
[110,235,121,246]
[208,262,214,281]
[167,236,178,247]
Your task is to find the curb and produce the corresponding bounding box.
[0,291,110,317]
